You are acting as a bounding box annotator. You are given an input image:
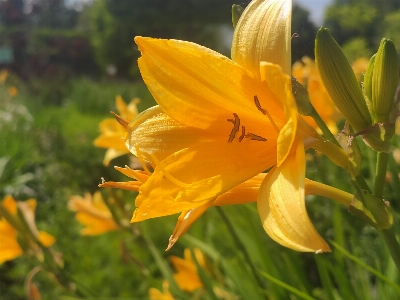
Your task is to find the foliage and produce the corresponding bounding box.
[324,0,400,53]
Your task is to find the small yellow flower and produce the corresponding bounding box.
[94,95,140,166]
[149,280,175,300]
[170,248,205,292]
[0,195,55,264]
[292,57,343,133]
[68,192,119,235]
[8,86,18,97]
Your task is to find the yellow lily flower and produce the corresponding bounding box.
[101,0,352,252]
[149,280,175,300]
[68,192,119,235]
[170,248,205,292]
[292,57,343,134]
[94,95,140,166]
[0,195,55,264]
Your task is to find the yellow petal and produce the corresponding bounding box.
[257,141,331,252]
[126,106,211,163]
[232,0,292,77]
[76,213,118,235]
[38,231,56,247]
[133,140,276,222]
[0,236,23,264]
[170,249,203,292]
[260,62,298,165]
[102,148,130,166]
[135,37,286,131]
[2,195,17,215]
[167,202,213,251]
[0,219,22,264]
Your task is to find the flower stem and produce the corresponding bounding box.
[373,152,389,197]
[381,228,400,270]
[309,107,341,148]
[304,179,353,207]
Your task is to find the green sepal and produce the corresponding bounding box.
[336,122,362,179]
[371,39,399,123]
[356,121,395,152]
[363,54,375,114]
[291,77,313,116]
[315,27,372,132]
[349,190,393,230]
[232,4,244,29]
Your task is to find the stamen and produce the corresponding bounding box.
[254,95,280,133]
[150,153,190,188]
[134,145,152,176]
[110,111,129,129]
[245,133,267,142]
[254,95,267,115]
[227,113,240,142]
[239,126,246,142]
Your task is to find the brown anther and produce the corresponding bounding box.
[245,133,267,142]
[227,113,240,142]
[254,95,267,115]
[239,126,246,142]
[110,111,129,129]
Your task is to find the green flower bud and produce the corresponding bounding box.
[371,39,399,123]
[291,77,313,116]
[362,54,375,113]
[231,4,244,29]
[315,28,372,132]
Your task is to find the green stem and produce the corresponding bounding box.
[381,228,400,271]
[374,152,389,197]
[309,107,341,148]
[304,179,353,207]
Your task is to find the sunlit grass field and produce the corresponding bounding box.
[1,73,399,299]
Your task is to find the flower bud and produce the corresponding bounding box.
[315,28,372,132]
[362,54,375,113]
[291,77,313,116]
[231,4,244,29]
[370,39,399,123]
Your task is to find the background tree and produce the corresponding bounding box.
[324,0,400,59]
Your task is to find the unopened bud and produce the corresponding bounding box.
[291,77,313,116]
[315,28,372,132]
[371,39,399,123]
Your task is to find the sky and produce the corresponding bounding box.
[294,0,333,25]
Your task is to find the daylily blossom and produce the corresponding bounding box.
[94,95,140,166]
[170,248,205,292]
[149,280,174,300]
[0,195,55,264]
[102,0,352,252]
[292,57,342,133]
[68,192,119,235]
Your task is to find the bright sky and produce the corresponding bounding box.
[294,0,333,25]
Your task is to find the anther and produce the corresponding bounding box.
[254,95,267,115]
[227,113,240,142]
[245,133,267,142]
[239,126,246,142]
